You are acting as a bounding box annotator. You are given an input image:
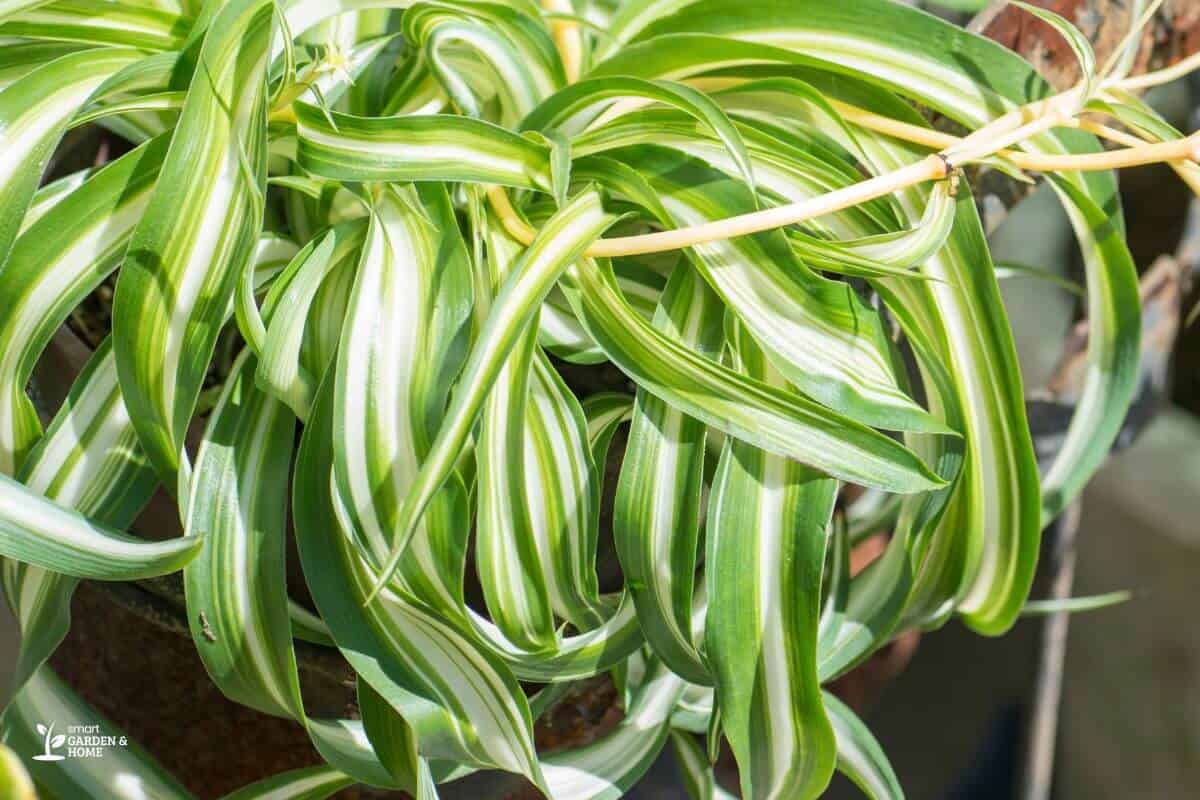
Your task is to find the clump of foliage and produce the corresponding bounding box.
[0,0,1195,798]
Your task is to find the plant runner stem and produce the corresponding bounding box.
[1113,49,1200,92]
[828,100,1200,172]
[488,106,1199,257]
[489,154,950,256]
[542,0,582,84]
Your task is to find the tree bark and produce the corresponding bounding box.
[974,0,1200,91]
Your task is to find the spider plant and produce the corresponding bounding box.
[0,0,1193,797]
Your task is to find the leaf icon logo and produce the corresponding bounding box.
[32,722,65,761]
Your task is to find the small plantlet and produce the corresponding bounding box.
[0,1,1192,798]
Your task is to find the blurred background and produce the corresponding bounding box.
[4,2,1200,798]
